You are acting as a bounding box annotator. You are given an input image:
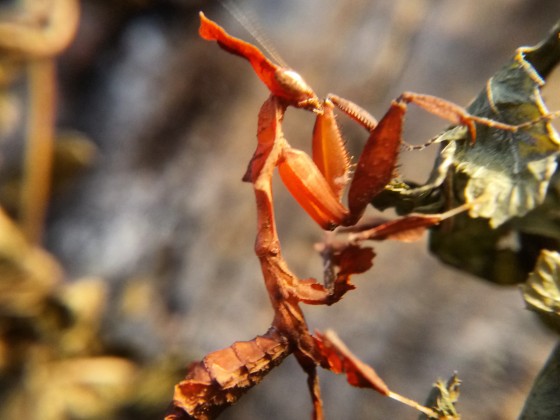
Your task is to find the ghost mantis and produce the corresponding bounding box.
[167,12,542,420]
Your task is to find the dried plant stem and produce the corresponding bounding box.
[388,391,438,418]
[20,59,56,244]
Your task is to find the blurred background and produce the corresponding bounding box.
[1,0,560,418]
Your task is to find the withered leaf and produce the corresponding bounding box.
[420,373,461,420]
[372,20,560,228]
[429,153,560,286]
[372,20,560,285]
[520,249,560,332]
[447,22,560,227]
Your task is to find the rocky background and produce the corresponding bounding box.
[2,0,560,419]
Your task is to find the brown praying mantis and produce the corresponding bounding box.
[166,11,556,420]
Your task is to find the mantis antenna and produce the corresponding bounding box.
[219,0,289,68]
